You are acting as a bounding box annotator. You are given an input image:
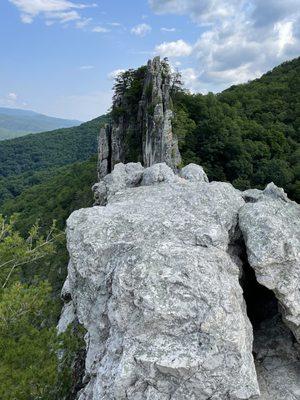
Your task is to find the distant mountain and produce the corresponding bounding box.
[0,107,82,140]
[0,115,108,180]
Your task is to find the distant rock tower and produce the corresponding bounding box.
[97,57,181,180]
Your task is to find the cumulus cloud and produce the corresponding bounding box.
[0,92,24,108]
[155,39,193,57]
[149,0,241,24]
[76,17,92,29]
[131,23,152,37]
[8,92,18,101]
[9,0,96,26]
[150,0,300,92]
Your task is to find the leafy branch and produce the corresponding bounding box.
[0,214,63,288]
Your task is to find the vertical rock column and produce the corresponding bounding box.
[97,125,111,180]
[139,56,181,168]
[96,57,181,181]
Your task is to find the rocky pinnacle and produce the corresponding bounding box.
[97,57,181,181]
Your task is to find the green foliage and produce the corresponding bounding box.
[174,57,300,201]
[0,215,86,400]
[56,324,86,399]
[113,67,147,107]
[0,214,60,288]
[1,157,97,231]
[112,66,147,162]
[0,115,108,178]
[145,83,153,100]
[0,217,62,400]
[0,281,58,400]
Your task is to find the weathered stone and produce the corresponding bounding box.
[65,174,260,400]
[141,163,178,186]
[180,163,209,183]
[96,57,181,181]
[57,301,75,334]
[239,184,300,341]
[61,163,300,399]
[124,162,144,186]
[98,126,111,179]
[139,57,181,169]
[254,316,300,399]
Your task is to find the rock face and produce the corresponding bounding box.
[239,184,300,343]
[139,57,181,169]
[60,163,300,399]
[97,57,181,180]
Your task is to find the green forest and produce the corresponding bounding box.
[174,57,300,202]
[0,57,299,399]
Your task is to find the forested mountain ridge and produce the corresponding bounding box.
[0,107,81,140]
[0,115,108,178]
[174,56,300,202]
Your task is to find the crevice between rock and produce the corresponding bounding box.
[232,223,300,399]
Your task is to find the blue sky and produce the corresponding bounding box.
[0,0,299,121]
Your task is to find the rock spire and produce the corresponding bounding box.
[97,57,181,180]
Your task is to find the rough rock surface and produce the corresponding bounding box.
[60,163,300,399]
[139,57,181,169]
[239,184,300,341]
[254,316,300,400]
[97,57,181,181]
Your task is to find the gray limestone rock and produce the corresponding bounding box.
[93,163,144,205]
[239,184,300,341]
[254,316,300,400]
[96,57,181,181]
[61,164,300,399]
[180,163,209,183]
[64,174,260,400]
[124,162,144,186]
[97,126,111,180]
[140,57,181,169]
[141,163,178,186]
[57,301,75,334]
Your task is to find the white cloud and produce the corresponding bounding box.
[79,65,94,70]
[275,20,295,55]
[76,17,92,29]
[9,0,96,27]
[150,0,300,92]
[149,0,241,24]
[8,92,18,101]
[155,39,193,57]
[180,68,201,92]
[161,27,176,32]
[93,26,110,33]
[131,23,152,37]
[108,69,126,80]
[0,92,24,108]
